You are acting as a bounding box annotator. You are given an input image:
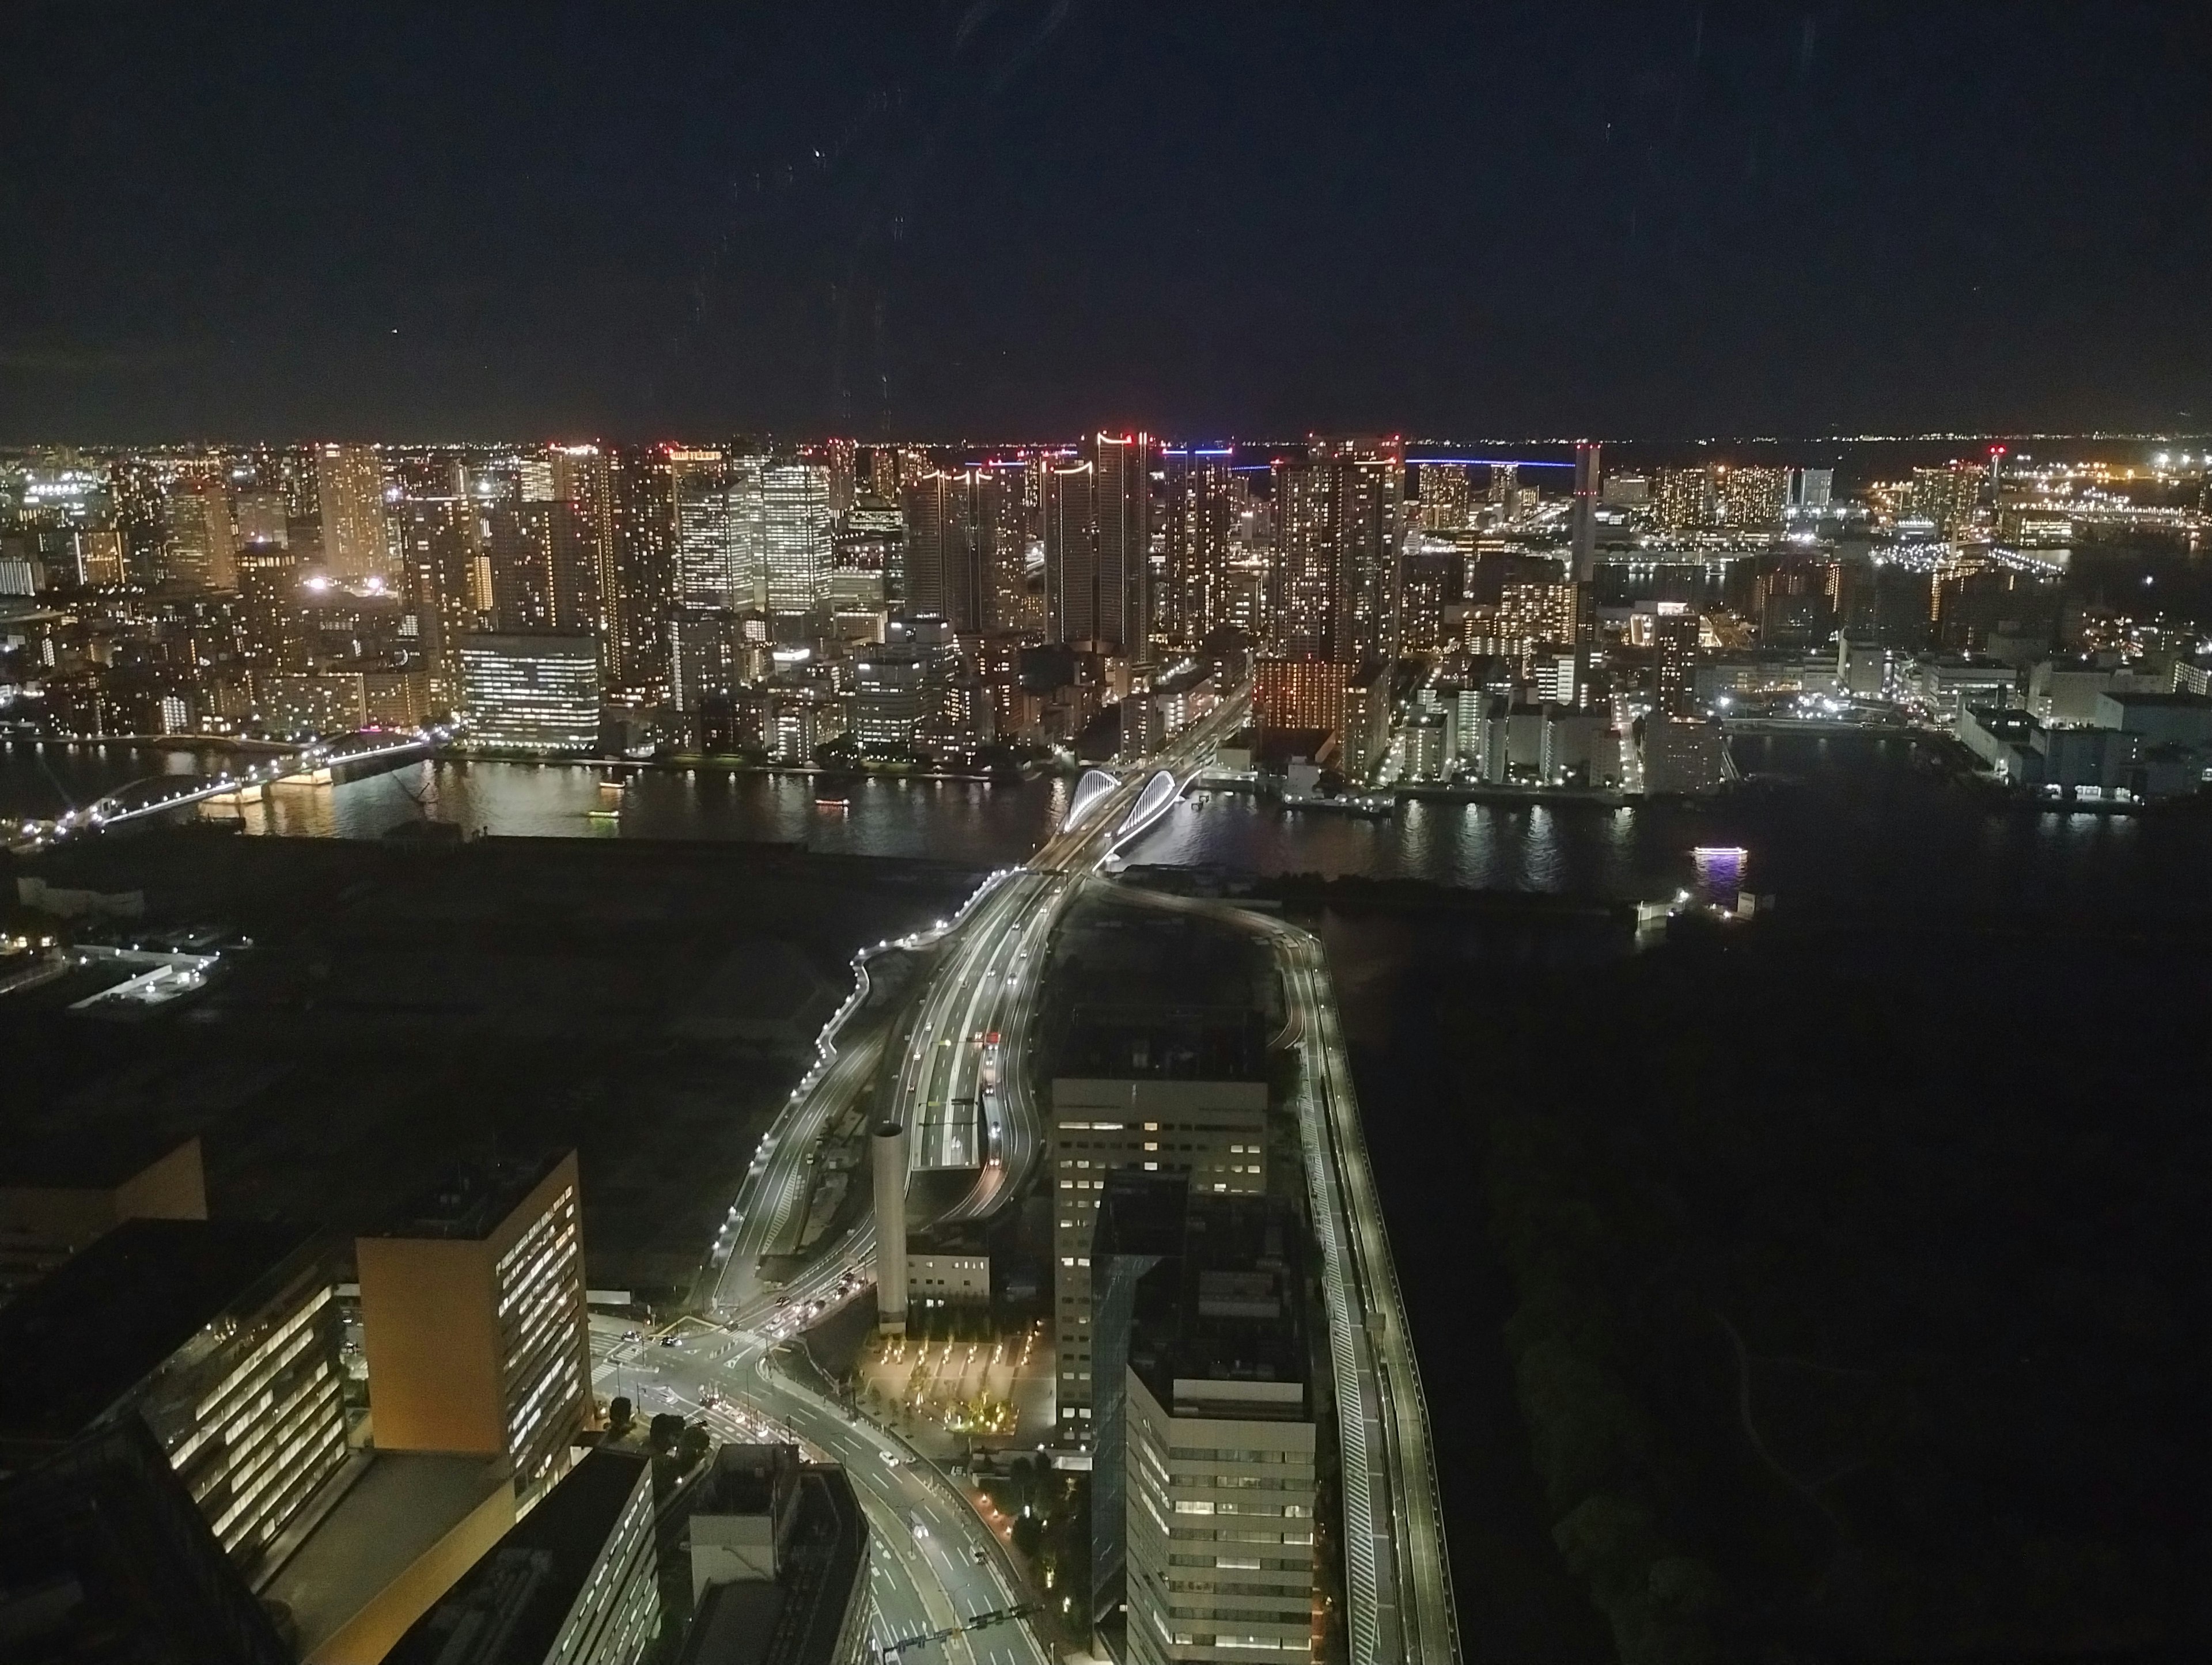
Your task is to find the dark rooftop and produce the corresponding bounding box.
[679,1466,866,1665]
[383,1447,650,1665]
[372,1148,569,1241]
[0,1125,198,1192]
[1128,1193,1310,1420]
[2099,691,2212,708]
[0,1217,321,1445]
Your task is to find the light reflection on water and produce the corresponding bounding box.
[2,739,2200,911]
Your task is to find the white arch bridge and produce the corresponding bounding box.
[1061,764,1187,848]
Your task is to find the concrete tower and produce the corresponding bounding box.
[1571,440,1602,584]
[872,1122,908,1334]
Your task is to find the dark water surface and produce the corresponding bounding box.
[14,736,2212,914]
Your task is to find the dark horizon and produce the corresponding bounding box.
[4,3,2209,441]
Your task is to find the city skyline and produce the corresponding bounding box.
[5,10,2209,1662]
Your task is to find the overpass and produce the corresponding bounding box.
[695,681,1461,1664]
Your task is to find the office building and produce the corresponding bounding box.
[729,450,770,608]
[1788,467,1834,515]
[260,1446,517,1665]
[384,1448,658,1665]
[852,643,924,749]
[316,443,389,582]
[820,437,857,517]
[670,449,737,610]
[676,1444,872,1665]
[1252,655,1348,739]
[164,479,236,589]
[234,486,289,547]
[668,609,742,713]
[457,632,600,752]
[1096,1184,1315,1665]
[0,1218,347,1578]
[763,462,833,615]
[1049,1078,1268,1443]
[0,1129,206,1303]
[356,1150,592,1499]
[0,1417,296,1665]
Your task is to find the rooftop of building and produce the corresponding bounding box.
[370,1148,570,1241]
[1054,1005,1271,1083]
[679,1464,866,1665]
[1965,706,2040,736]
[0,1125,198,1193]
[0,1216,321,1444]
[382,1447,650,1665]
[259,1451,513,1660]
[1128,1192,1310,1420]
[2097,691,2212,709]
[1094,1170,1191,1262]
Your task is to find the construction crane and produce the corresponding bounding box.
[876,1602,1039,1660]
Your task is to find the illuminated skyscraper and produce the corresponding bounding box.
[1044,455,1100,647]
[1270,441,1402,664]
[605,449,677,696]
[539,444,609,637]
[902,466,997,632]
[163,480,234,590]
[669,449,736,609]
[315,443,389,582]
[763,462,832,614]
[1652,602,1700,716]
[728,450,768,610]
[1162,449,1235,644]
[821,437,857,517]
[1571,441,1601,582]
[397,493,479,703]
[1045,434,1151,656]
[1418,462,1472,532]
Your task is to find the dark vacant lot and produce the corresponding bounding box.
[5,828,979,1298]
[1324,894,2212,1663]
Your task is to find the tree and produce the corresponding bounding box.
[606,1395,634,1439]
[1010,1513,1043,1556]
[647,1412,685,1455]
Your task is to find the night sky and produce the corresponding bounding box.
[3,3,2207,442]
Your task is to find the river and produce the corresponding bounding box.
[7,734,2211,913]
